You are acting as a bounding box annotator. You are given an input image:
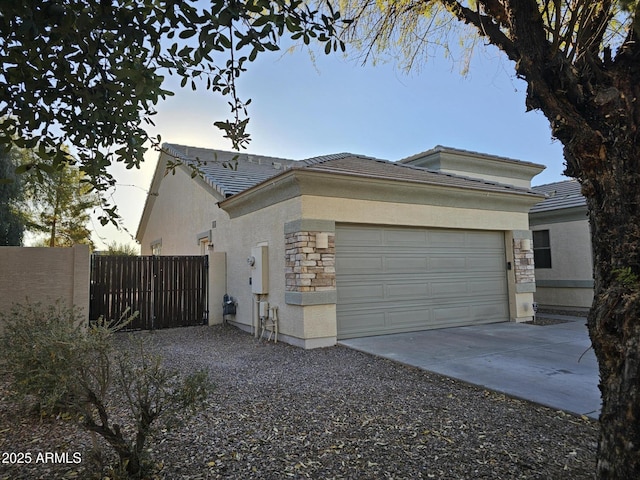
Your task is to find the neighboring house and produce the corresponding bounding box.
[529,179,593,313]
[136,144,545,348]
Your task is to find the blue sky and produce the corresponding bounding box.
[94,41,568,250]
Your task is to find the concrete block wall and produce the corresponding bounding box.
[0,245,90,327]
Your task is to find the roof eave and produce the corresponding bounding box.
[219,168,546,219]
[529,204,589,226]
[135,151,168,242]
[136,150,225,241]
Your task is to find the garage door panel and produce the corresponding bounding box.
[338,255,384,273]
[338,226,385,246]
[428,256,468,272]
[386,282,430,298]
[431,281,468,297]
[433,305,471,322]
[341,276,506,300]
[384,256,429,273]
[429,230,467,247]
[385,228,429,245]
[387,308,432,328]
[473,302,509,319]
[339,311,387,334]
[337,225,508,339]
[469,278,508,295]
[338,284,385,301]
[467,255,506,271]
[466,231,503,248]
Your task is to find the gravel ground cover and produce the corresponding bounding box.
[1,325,598,479]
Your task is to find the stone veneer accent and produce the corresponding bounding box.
[285,231,336,293]
[513,238,535,285]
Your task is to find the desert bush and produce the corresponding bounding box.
[0,301,211,478]
[0,301,91,412]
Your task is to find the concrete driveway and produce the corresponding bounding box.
[339,316,601,419]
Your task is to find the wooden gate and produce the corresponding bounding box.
[90,255,208,330]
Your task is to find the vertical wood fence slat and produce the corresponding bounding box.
[90,255,208,330]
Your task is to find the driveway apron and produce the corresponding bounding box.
[339,318,601,419]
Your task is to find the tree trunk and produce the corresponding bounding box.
[519,37,640,476]
[576,143,640,478]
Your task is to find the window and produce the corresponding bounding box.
[532,230,551,269]
[151,239,162,256]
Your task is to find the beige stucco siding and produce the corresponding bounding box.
[213,192,536,345]
[139,159,541,346]
[213,196,304,338]
[534,219,593,280]
[301,196,532,231]
[139,166,223,256]
[139,165,308,334]
[532,219,594,310]
[437,168,533,189]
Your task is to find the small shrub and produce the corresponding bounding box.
[0,301,88,412]
[0,301,212,479]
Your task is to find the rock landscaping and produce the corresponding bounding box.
[0,325,598,479]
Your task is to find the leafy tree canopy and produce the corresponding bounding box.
[0,1,344,224]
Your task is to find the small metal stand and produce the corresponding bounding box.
[260,306,279,343]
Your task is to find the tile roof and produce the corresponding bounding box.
[164,144,541,200]
[299,154,541,196]
[164,143,296,198]
[530,179,586,213]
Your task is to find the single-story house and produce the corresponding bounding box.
[529,179,593,313]
[136,144,545,348]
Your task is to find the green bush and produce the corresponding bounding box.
[0,301,90,412]
[0,301,211,479]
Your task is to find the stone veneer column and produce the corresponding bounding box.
[509,230,536,322]
[513,234,536,291]
[285,231,335,290]
[284,220,337,306]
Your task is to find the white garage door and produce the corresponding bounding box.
[336,225,509,339]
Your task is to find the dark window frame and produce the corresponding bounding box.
[532,230,552,269]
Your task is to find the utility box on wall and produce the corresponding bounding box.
[250,245,269,294]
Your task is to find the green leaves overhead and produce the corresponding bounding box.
[0,1,344,205]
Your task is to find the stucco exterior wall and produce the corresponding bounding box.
[0,245,90,330]
[138,165,311,340]
[139,163,539,347]
[532,218,594,310]
[139,168,222,256]
[214,197,312,345]
[301,196,532,231]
